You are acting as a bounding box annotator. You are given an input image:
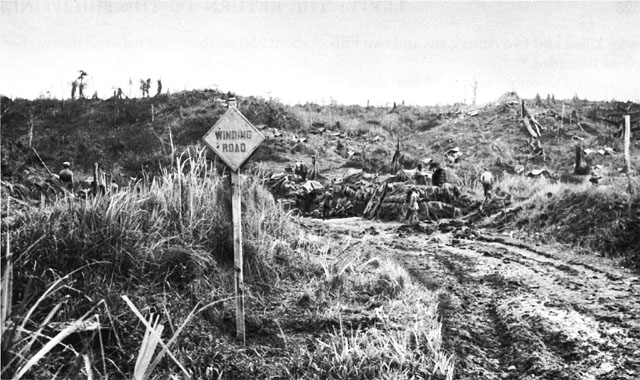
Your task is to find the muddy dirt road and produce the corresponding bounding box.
[310,217,640,380]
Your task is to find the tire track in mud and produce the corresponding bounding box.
[396,233,640,380]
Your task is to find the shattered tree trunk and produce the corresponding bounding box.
[93,162,99,196]
[624,115,631,174]
[391,138,401,173]
[28,109,34,148]
[574,144,590,175]
[559,103,565,137]
[574,145,582,175]
[624,115,633,194]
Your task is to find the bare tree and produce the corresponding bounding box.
[77,70,87,99]
[472,78,478,106]
[71,81,78,100]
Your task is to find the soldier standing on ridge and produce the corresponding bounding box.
[59,162,74,192]
[479,167,494,211]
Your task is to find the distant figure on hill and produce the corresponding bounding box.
[479,168,494,211]
[431,162,446,188]
[71,81,78,100]
[156,79,162,97]
[406,187,420,224]
[58,162,74,191]
[140,79,151,97]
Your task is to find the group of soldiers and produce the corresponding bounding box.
[140,79,162,98]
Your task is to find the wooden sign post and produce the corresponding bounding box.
[231,169,244,342]
[203,99,264,344]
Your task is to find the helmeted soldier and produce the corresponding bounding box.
[59,162,74,191]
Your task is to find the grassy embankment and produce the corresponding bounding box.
[1,149,453,379]
[487,173,640,268]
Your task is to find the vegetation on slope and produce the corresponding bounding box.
[489,174,640,268]
[2,90,639,378]
[1,150,452,379]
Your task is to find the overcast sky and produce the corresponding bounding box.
[1,1,639,105]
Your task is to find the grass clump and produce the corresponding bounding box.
[289,241,454,379]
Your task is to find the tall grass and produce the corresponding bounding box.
[291,241,454,379]
[9,147,296,284]
[2,147,302,378]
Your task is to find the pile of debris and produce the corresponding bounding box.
[363,183,466,221]
[265,158,472,222]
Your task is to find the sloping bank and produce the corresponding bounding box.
[503,178,639,268]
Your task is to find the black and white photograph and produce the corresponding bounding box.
[1,1,639,379]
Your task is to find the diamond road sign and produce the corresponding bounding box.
[203,106,265,171]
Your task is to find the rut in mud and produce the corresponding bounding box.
[397,227,640,380]
[317,217,640,380]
